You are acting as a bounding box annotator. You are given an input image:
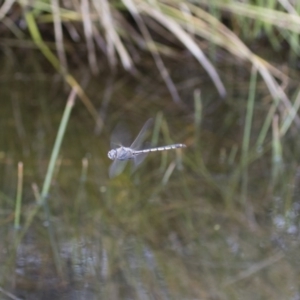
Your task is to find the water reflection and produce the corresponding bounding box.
[0,62,299,300]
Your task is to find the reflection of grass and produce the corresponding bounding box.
[1,86,299,298]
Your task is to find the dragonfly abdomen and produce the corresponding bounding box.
[134,144,186,154]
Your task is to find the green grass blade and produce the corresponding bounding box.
[40,89,77,203]
[14,162,23,230]
[241,67,257,205]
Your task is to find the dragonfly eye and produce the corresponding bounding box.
[108,149,117,160]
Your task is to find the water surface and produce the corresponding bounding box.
[0,54,299,300]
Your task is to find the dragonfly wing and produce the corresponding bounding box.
[110,122,132,148]
[130,118,153,150]
[132,140,152,173]
[131,153,148,175]
[109,159,128,178]
[133,152,149,167]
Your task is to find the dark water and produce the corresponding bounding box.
[0,54,300,300]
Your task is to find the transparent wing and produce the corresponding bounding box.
[109,159,128,178]
[130,118,153,150]
[110,122,132,148]
[133,142,151,167]
[133,152,148,167]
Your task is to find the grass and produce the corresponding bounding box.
[13,162,23,229]
[1,0,300,299]
[1,72,300,298]
[1,1,299,110]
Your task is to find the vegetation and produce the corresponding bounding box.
[1,1,299,112]
[0,0,300,299]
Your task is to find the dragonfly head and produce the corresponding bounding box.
[108,149,117,160]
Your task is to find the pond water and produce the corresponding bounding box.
[0,53,299,300]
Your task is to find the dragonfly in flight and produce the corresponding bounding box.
[108,118,186,178]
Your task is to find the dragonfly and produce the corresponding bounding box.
[108,118,186,178]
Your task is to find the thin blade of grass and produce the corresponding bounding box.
[272,114,283,185]
[241,67,257,206]
[0,0,15,20]
[193,88,202,146]
[140,1,226,98]
[122,0,182,103]
[162,161,176,185]
[14,162,23,230]
[81,0,99,74]
[51,0,68,74]
[40,88,77,203]
[2,17,24,38]
[256,103,277,151]
[204,1,300,33]
[280,88,300,136]
[94,0,116,68]
[94,0,133,70]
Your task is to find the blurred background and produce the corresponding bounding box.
[0,0,300,299]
